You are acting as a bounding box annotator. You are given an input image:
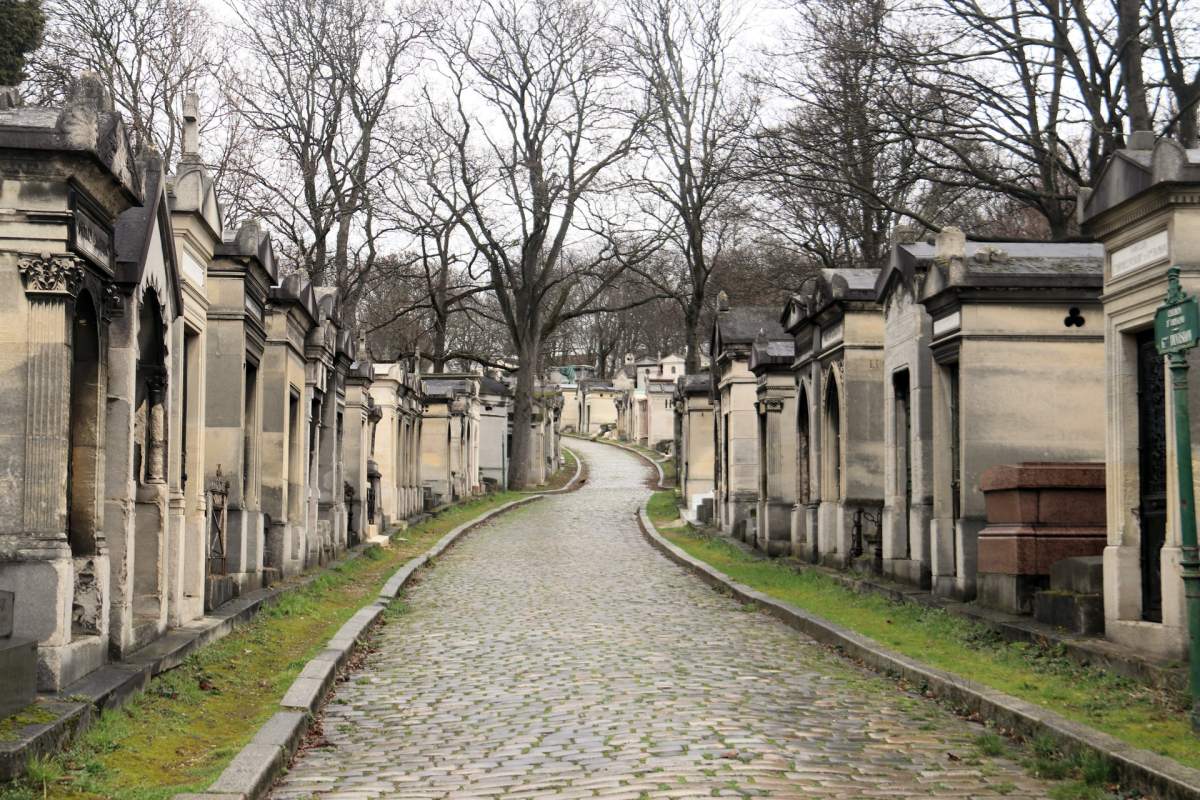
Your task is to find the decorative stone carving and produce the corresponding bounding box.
[17,253,84,296]
[103,284,125,319]
[145,371,168,482]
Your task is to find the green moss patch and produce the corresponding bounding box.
[0,704,59,742]
[540,448,578,491]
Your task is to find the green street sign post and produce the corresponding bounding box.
[1154,267,1200,731]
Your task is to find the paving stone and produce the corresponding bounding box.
[270,441,1055,799]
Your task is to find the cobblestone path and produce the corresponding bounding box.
[273,440,1052,799]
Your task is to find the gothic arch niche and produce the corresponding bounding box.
[824,369,842,502]
[135,287,168,485]
[69,289,104,636]
[68,290,101,556]
[796,384,811,506]
[133,286,168,621]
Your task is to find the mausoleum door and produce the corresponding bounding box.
[947,364,960,529]
[825,380,841,502]
[797,389,810,506]
[894,370,912,559]
[758,410,768,498]
[1136,329,1167,622]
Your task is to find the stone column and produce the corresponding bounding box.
[19,255,85,544]
[9,254,110,689]
[145,373,168,483]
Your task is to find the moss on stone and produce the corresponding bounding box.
[0,703,59,742]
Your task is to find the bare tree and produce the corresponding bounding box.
[752,0,929,267]
[430,0,657,487]
[226,0,429,306]
[623,0,755,372]
[1148,0,1200,146]
[885,0,1144,237]
[373,115,496,371]
[24,0,226,167]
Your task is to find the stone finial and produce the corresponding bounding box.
[1075,187,1093,226]
[0,87,21,111]
[973,246,1008,263]
[717,290,730,312]
[1152,137,1188,183]
[237,220,262,251]
[890,223,922,246]
[1128,130,1155,150]
[182,92,200,158]
[934,226,966,262]
[67,72,113,112]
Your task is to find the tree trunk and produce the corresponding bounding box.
[1118,0,1151,136]
[432,305,448,373]
[684,304,703,373]
[1180,84,1200,148]
[508,338,540,489]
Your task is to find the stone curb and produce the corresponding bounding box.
[177,493,547,800]
[635,505,1200,800]
[568,434,668,489]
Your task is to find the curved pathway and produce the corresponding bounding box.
[273,439,1052,799]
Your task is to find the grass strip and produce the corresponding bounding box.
[540,448,578,491]
[1,491,530,800]
[646,491,1200,774]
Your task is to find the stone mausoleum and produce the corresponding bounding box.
[783,269,885,569]
[1083,133,1200,660]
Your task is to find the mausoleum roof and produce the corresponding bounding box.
[782,267,881,333]
[750,333,795,373]
[423,377,475,399]
[478,375,510,396]
[919,241,1103,303]
[677,373,711,395]
[714,305,787,346]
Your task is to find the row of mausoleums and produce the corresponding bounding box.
[0,78,562,697]
[676,133,1200,663]
[556,352,692,451]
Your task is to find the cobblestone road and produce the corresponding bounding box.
[273,440,1052,799]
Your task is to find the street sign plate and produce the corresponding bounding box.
[1156,297,1200,355]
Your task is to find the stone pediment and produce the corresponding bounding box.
[216,221,279,287]
[269,273,320,328]
[1083,134,1200,224]
[113,151,183,319]
[169,162,223,241]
